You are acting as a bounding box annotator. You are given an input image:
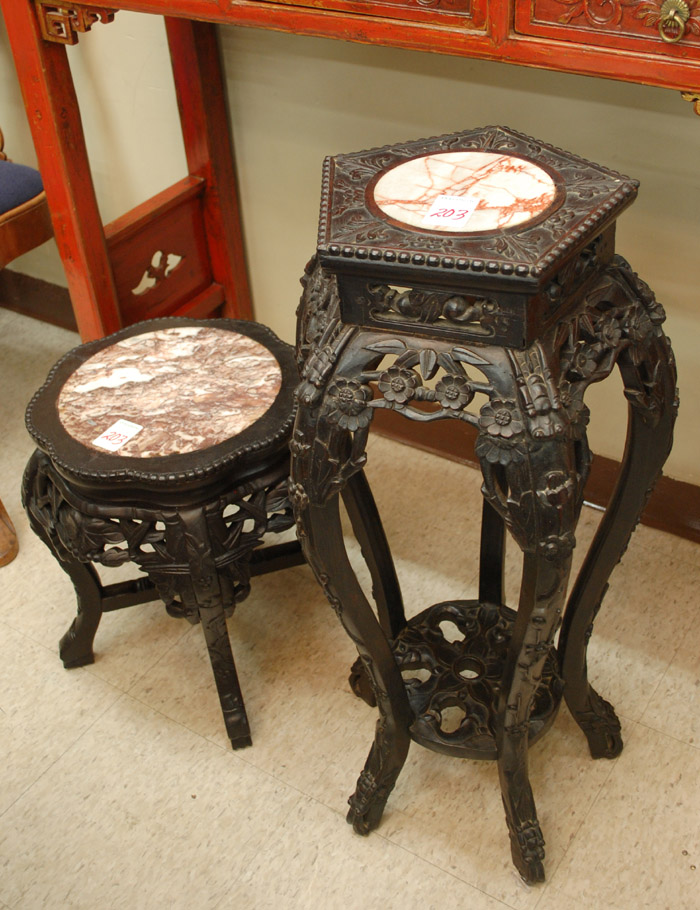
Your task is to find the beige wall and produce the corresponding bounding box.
[2,13,697,483]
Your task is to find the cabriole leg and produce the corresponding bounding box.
[22,450,105,668]
[290,359,412,836]
[475,344,585,881]
[301,495,412,835]
[558,259,677,759]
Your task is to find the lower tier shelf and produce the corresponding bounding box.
[352,599,563,761]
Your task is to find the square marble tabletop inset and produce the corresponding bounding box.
[57,326,282,458]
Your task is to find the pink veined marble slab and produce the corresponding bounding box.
[57,326,283,458]
[371,151,558,233]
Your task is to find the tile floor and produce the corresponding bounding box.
[1,308,699,909]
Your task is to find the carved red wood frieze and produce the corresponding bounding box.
[35,2,116,45]
[634,0,700,34]
[550,0,700,35]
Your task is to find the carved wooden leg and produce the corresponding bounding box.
[476,355,582,881]
[290,374,412,835]
[342,468,405,706]
[57,561,105,669]
[198,602,251,749]
[303,496,412,835]
[179,505,251,749]
[558,262,677,759]
[497,551,571,883]
[22,451,105,668]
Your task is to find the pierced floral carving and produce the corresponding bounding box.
[559,380,590,438]
[394,600,562,757]
[475,398,527,466]
[24,451,295,619]
[325,378,373,431]
[435,374,475,410]
[292,122,680,885]
[362,284,509,338]
[36,2,116,45]
[377,365,422,405]
[292,232,677,885]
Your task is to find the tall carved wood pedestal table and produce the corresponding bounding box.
[291,126,677,882]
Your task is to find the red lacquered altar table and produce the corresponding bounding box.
[3,0,699,340]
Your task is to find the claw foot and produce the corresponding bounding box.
[574,689,623,759]
[509,819,546,884]
[346,769,392,835]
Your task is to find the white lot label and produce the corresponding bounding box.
[422,194,478,228]
[93,419,143,452]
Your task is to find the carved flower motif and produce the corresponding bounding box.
[377,366,421,404]
[622,305,654,344]
[478,398,524,440]
[646,298,667,326]
[325,378,373,431]
[559,380,590,438]
[539,531,576,560]
[435,374,474,411]
[475,398,526,465]
[595,314,623,349]
[566,342,602,381]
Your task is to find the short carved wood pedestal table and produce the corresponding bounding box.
[23,317,306,750]
[291,126,678,882]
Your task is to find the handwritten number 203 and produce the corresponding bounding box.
[100,431,128,445]
[430,207,468,220]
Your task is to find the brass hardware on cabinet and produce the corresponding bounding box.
[658,0,690,42]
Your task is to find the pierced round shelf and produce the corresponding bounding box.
[393,600,562,760]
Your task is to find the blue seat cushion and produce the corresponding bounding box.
[0,159,44,216]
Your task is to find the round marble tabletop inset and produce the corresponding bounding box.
[57,326,283,457]
[371,151,558,233]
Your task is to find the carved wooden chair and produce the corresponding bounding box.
[0,125,54,566]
